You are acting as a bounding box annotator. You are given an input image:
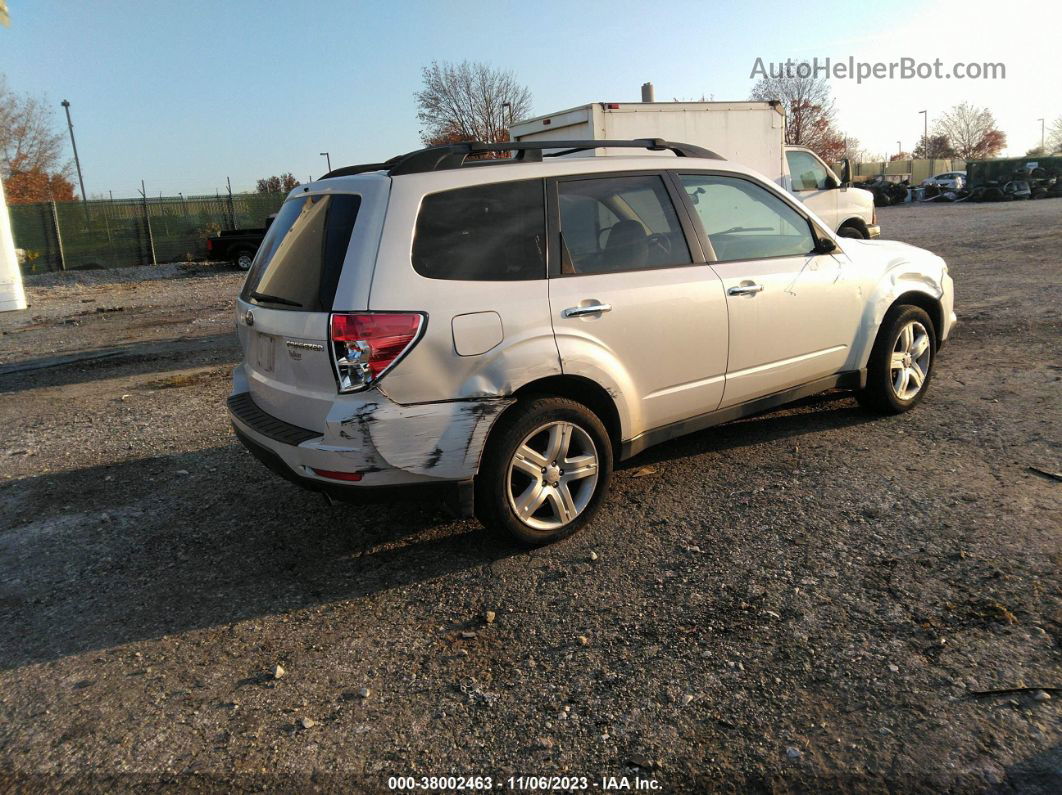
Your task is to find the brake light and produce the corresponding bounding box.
[330,312,424,392]
[206,238,213,252]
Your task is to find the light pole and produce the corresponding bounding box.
[60,100,87,202]
[320,152,331,172]
[919,110,928,160]
[1038,118,1045,151]
[897,141,902,156]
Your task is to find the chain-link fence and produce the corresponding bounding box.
[8,192,288,273]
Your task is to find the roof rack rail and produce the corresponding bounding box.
[320,138,722,180]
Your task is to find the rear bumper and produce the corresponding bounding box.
[231,424,462,507]
[227,365,514,492]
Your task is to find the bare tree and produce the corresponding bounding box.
[255,173,300,194]
[750,63,845,160]
[838,135,870,163]
[0,74,74,201]
[1048,117,1062,153]
[932,103,1006,160]
[913,134,956,159]
[415,61,533,147]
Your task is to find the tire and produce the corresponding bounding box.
[233,249,255,271]
[838,225,867,239]
[857,304,937,414]
[475,396,613,545]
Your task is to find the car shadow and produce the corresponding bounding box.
[0,390,880,671]
[0,440,522,670]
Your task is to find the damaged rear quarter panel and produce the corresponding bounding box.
[332,393,515,480]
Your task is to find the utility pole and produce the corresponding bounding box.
[320,152,332,172]
[226,176,237,230]
[137,179,157,266]
[60,100,88,202]
[1038,118,1045,151]
[918,110,928,160]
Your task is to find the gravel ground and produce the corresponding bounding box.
[0,201,1059,792]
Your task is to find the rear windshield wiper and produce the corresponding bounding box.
[250,291,302,308]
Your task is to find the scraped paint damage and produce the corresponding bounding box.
[336,395,514,480]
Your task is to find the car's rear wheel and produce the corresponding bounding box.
[838,224,867,239]
[857,304,936,414]
[234,249,255,271]
[475,396,612,545]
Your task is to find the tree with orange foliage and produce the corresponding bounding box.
[3,169,75,202]
[0,74,76,203]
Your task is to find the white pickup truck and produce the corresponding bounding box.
[511,101,879,240]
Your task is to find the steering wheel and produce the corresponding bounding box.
[646,233,672,257]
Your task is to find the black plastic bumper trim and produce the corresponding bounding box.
[226,392,322,446]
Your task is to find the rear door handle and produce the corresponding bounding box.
[727,283,764,296]
[563,303,612,318]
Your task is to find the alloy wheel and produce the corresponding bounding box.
[890,320,931,401]
[506,421,599,531]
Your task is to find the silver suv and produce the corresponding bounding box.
[229,139,955,544]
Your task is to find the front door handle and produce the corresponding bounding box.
[563,303,612,318]
[727,283,764,297]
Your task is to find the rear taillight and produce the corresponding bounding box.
[206,238,213,251]
[330,312,424,392]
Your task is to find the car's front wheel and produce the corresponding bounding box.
[857,304,936,414]
[475,397,612,545]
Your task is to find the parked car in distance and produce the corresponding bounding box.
[206,215,274,270]
[922,171,966,191]
[228,138,956,545]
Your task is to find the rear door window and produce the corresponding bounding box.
[241,193,361,311]
[412,179,545,280]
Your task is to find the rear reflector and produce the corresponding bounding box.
[330,312,424,392]
[311,468,363,482]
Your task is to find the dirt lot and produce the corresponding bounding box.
[1,201,1059,792]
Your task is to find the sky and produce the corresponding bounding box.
[2,0,1058,197]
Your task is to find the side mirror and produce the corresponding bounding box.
[840,158,852,187]
[823,174,839,189]
[813,237,837,255]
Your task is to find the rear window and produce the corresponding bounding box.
[412,179,545,280]
[241,193,361,311]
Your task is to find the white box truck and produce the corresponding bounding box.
[510,101,879,239]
